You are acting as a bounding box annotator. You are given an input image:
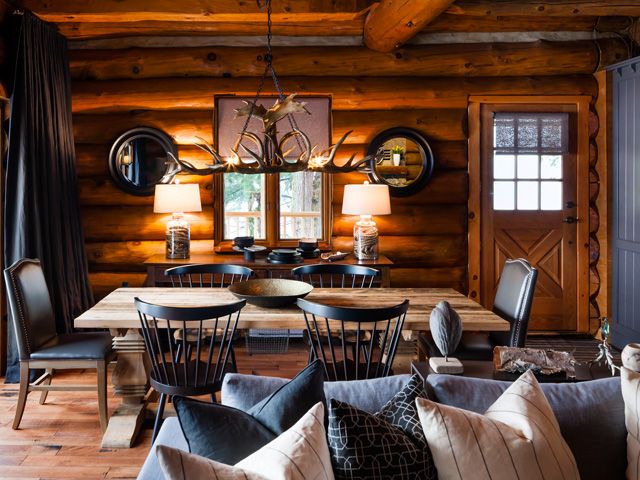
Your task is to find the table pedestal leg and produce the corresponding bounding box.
[101,329,150,448]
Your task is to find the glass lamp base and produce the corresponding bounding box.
[353,217,378,260]
[166,214,190,259]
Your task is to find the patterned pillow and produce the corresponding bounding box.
[416,370,580,480]
[327,374,437,480]
[621,367,640,480]
[157,402,334,480]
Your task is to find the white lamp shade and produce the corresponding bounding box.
[342,183,391,216]
[153,184,202,213]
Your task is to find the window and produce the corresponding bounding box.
[214,95,332,248]
[492,113,568,211]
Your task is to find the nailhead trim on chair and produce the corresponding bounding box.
[7,259,35,356]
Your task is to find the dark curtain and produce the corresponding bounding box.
[4,13,94,382]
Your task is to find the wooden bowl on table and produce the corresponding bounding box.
[228,278,313,308]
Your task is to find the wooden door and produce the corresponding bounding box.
[480,104,578,331]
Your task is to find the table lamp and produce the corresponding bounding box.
[341,181,391,260]
[154,183,202,259]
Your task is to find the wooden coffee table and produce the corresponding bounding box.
[411,360,618,383]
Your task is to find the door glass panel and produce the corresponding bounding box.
[541,155,562,179]
[540,181,562,210]
[517,155,539,179]
[517,181,539,210]
[494,154,515,179]
[494,181,515,210]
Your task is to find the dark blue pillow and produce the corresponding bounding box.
[173,359,325,465]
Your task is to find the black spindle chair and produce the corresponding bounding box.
[297,298,409,381]
[165,264,253,288]
[292,264,379,288]
[135,297,246,441]
[164,264,253,370]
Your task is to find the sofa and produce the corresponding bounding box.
[138,372,625,480]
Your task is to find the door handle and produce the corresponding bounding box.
[563,216,579,224]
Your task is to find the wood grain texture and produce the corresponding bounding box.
[70,76,598,112]
[364,0,455,52]
[72,109,467,144]
[447,0,640,17]
[75,287,509,330]
[67,41,621,80]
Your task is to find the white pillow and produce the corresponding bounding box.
[621,367,640,480]
[416,370,579,480]
[157,402,334,480]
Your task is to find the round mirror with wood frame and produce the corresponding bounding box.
[108,127,178,196]
[366,127,435,197]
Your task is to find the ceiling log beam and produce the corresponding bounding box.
[68,39,627,81]
[364,0,455,52]
[447,1,640,17]
[17,0,374,20]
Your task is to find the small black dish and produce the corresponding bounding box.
[298,239,319,251]
[233,236,254,249]
[298,248,321,259]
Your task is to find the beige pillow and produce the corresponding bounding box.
[157,402,334,480]
[621,367,640,480]
[416,370,579,480]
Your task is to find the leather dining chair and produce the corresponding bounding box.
[418,258,538,361]
[4,259,115,431]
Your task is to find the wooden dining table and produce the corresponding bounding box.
[75,287,508,448]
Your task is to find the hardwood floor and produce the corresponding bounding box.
[0,342,310,480]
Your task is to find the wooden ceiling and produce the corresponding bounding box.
[13,0,640,52]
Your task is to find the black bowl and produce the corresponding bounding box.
[228,278,313,308]
[233,236,254,248]
[298,239,319,251]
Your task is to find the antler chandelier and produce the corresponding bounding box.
[167,0,375,177]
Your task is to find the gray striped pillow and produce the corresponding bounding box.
[157,402,334,480]
[416,370,579,480]
[622,367,640,480]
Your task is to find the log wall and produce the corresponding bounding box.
[69,42,608,301]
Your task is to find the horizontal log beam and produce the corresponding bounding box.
[72,108,467,144]
[333,170,468,205]
[447,1,640,17]
[333,204,467,236]
[59,16,613,41]
[53,15,366,39]
[68,41,626,80]
[70,75,599,113]
[82,206,213,242]
[89,272,147,300]
[78,176,213,206]
[20,0,371,19]
[331,234,466,266]
[364,0,455,52]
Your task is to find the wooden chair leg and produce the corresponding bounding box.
[13,362,30,430]
[39,369,54,405]
[152,393,168,442]
[96,360,109,432]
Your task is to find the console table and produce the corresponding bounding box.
[144,253,393,287]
